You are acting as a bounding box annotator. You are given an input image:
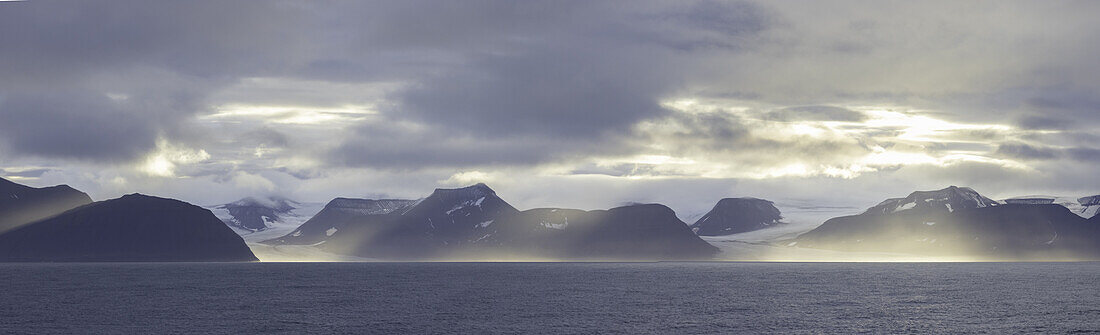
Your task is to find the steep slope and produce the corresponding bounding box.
[488,204,719,260]
[0,194,257,262]
[320,183,520,259]
[796,187,1100,259]
[1079,195,1100,218]
[690,198,783,236]
[263,198,415,245]
[207,196,325,244]
[0,177,93,233]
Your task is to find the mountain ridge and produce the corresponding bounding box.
[795,186,1100,259]
[0,177,93,233]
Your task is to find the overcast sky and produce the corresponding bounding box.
[1,1,1098,219]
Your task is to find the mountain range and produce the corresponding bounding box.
[2,176,1099,262]
[794,186,1100,259]
[265,184,717,260]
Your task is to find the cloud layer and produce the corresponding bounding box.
[2,1,1099,218]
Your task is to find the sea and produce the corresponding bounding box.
[1,262,1098,334]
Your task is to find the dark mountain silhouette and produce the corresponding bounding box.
[796,186,1100,259]
[0,194,257,262]
[306,183,519,259]
[0,177,92,233]
[690,197,783,236]
[487,204,719,260]
[269,184,718,260]
[263,197,415,245]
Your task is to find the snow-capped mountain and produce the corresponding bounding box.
[0,194,256,262]
[863,186,998,215]
[207,196,324,243]
[209,196,296,231]
[293,183,519,259]
[690,198,784,236]
[795,187,1100,259]
[0,177,92,233]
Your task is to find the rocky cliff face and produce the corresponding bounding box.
[0,194,257,262]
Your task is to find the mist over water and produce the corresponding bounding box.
[3,262,1098,334]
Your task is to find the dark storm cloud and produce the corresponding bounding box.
[389,0,775,139]
[993,143,1100,164]
[994,86,1100,131]
[1,0,777,168]
[994,143,1059,161]
[394,47,671,139]
[0,1,310,162]
[1016,116,1074,131]
[0,91,159,161]
[330,0,778,168]
[0,1,308,83]
[637,0,774,51]
[1066,148,1100,163]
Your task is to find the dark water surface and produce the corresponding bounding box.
[1,262,1099,334]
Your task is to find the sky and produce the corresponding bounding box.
[1,1,1098,219]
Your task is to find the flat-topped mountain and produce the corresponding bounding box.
[263,197,416,245]
[690,197,783,236]
[488,204,719,260]
[0,194,257,262]
[0,177,92,233]
[796,187,1100,259]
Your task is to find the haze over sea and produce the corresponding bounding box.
[3,262,1098,334]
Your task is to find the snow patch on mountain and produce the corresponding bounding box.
[1001,195,1100,219]
[206,197,324,243]
[864,186,998,215]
